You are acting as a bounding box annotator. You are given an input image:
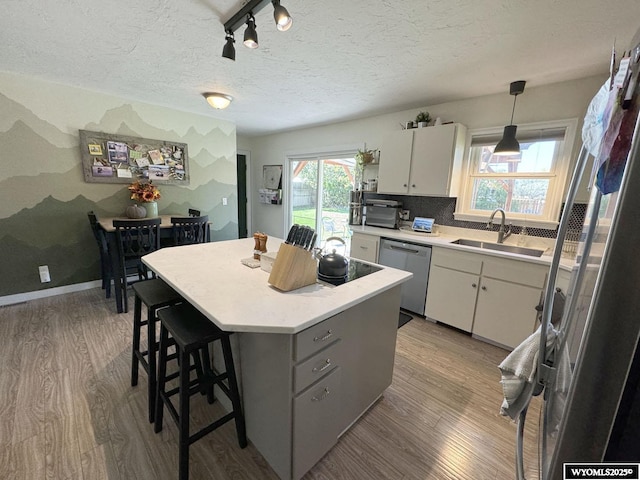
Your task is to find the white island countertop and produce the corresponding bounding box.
[142,237,412,334]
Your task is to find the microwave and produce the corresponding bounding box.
[364,199,403,229]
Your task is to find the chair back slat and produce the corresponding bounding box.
[171,215,209,245]
[113,218,162,258]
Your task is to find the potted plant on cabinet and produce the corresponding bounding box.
[355,148,376,166]
[415,111,431,127]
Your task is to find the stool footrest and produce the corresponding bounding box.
[189,412,236,445]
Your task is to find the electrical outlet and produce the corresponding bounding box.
[222,197,228,206]
[38,265,51,283]
[401,210,410,220]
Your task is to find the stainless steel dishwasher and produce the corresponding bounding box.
[378,238,431,315]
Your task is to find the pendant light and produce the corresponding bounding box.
[243,14,259,49]
[494,80,526,156]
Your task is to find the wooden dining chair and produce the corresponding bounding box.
[87,211,112,298]
[171,215,210,245]
[113,218,162,313]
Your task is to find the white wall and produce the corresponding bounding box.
[243,74,607,238]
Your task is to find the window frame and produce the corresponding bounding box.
[454,119,578,229]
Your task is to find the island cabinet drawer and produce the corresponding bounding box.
[292,366,342,480]
[294,340,342,394]
[294,313,344,362]
[431,247,482,274]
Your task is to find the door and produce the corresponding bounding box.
[290,156,356,250]
[378,130,412,194]
[409,124,457,195]
[237,153,248,238]
[424,264,478,332]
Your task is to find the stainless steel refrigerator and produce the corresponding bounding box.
[515,31,640,479]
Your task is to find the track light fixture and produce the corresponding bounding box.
[272,0,292,31]
[243,14,259,49]
[222,31,235,60]
[221,0,292,60]
[203,92,233,109]
[494,80,526,156]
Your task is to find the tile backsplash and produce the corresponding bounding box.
[362,193,587,239]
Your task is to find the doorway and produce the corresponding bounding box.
[289,155,356,251]
[237,152,250,238]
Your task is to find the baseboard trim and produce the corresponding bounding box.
[0,280,103,307]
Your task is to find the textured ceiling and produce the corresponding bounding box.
[2,0,640,136]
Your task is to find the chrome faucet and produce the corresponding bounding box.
[487,208,512,244]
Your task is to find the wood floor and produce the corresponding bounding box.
[0,287,542,480]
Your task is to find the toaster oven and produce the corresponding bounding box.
[364,199,403,229]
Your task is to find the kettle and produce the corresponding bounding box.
[315,237,349,278]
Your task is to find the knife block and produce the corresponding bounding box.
[268,243,317,292]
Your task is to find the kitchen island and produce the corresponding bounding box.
[142,238,412,480]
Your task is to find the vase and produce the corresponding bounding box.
[144,201,158,218]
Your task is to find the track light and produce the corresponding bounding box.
[243,14,259,49]
[222,31,235,61]
[203,92,233,109]
[272,0,292,31]
[221,0,293,60]
[494,80,526,156]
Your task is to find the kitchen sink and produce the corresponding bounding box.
[451,238,545,257]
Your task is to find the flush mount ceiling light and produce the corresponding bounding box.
[243,14,259,49]
[221,0,293,60]
[494,80,527,156]
[222,31,235,60]
[203,92,233,109]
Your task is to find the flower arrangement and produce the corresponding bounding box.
[128,180,161,202]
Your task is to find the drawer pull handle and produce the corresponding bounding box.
[312,387,330,402]
[313,330,333,342]
[312,359,332,373]
[359,245,368,249]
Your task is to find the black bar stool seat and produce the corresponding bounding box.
[131,279,183,423]
[155,303,247,480]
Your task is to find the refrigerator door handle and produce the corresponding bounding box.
[537,145,590,379]
[516,407,528,480]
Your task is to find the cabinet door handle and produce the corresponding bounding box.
[411,184,416,188]
[313,330,333,342]
[312,387,330,402]
[481,285,487,291]
[403,183,407,187]
[312,359,332,373]
[472,283,477,288]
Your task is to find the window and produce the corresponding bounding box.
[455,119,577,228]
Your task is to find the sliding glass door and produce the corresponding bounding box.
[290,155,356,251]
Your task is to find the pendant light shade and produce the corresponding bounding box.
[203,93,233,109]
[222,31,235,61]
[494,81,526,156]
[243,15,259,49]
[494,125,520,155]
[273,0,292,31]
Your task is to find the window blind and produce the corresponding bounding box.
[471,127,567,147]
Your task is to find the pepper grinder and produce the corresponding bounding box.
[253,233,261,259]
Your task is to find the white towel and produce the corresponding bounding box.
[498,326,572,421]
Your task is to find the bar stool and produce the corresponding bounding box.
[155,303,247,480]
[131,279,183,423]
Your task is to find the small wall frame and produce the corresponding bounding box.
[80,130,190,185]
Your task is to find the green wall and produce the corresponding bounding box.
[0,72,238,297]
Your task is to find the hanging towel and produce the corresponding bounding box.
[498,326,572,421]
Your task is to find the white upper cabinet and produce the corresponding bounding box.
[377,123,467,196]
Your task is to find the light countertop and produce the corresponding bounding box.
[142,237,412,334]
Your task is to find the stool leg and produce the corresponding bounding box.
[154,325,169,434]
[131,294,143,387]
[147,306,157,424]
[201,348,215,404]
[178,347,191,480]
[221,336,247,448]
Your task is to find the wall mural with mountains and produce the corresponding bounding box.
[0,73,238,297]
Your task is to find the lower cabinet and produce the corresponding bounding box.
[349,232,379,263]
[238,286,401,480]
[425,246,548,349]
